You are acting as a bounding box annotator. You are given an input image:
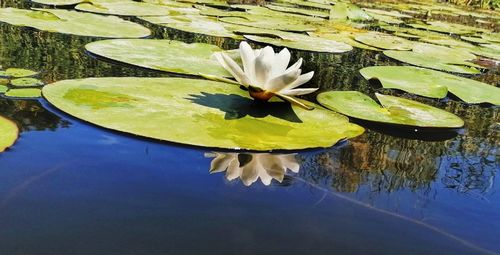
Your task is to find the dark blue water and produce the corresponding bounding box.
[0,1,499,254]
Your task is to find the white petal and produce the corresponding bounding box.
[239,41,256,83]
[264,68,301,92]
[217,53,251,86]
[285,58,303,73]
[280,87,319,96]
[283,71,314,90]
[272,47,291,76]
[254,46,275,86]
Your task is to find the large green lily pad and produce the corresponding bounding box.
[354,32,414,50]
[384,43,480,74]
[0,116,18,153]
[43,77,365,151]
[85,39,230,77]
[317,91,464,128]
[360,66,500,105]
[140,15,242,39]
[75,0,196,16]
[0,8,151,38]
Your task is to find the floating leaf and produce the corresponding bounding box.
[85,39,230,77]
[354,32,414,50]
[0,8,151,38]
[140,15,242,39]
[3,68,38,78]
[5,88,42,98]
[360,66,500,105]
[317,91,464,128]
[10,78,44,87]
[43,77,364,151]
[75,0,196,16]
[265,4,329,18]
[0,116,18,153]
[329,2,372,21]
[31,0,83,5]
[0,79,9,85]
[409,21,490,35]
[220,16,317,32]
[0,85,7,93]
[384,43,481,74]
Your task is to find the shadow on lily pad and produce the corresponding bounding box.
[187,92,302,123]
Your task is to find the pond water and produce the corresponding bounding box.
[0,1,499,254]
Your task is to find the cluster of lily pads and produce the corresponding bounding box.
[0,66,43,98]
[0,0,498,156]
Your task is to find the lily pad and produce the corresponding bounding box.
[3,68,38,78]
[384,43,481,74]
[0,116,18,153]
[85,39,230,77]
[232,27,352,53]
[409,21,490,35]
[354,32,414,50]
[43,77,365,151]
[0,85,7,93]
[10,78,44,87]
[0,79,9,85]
[329,2,372,21]
[31,0,83,5]
[75,0,196,16]
[309,31,380,51]
[360,66,500,105]
[220,16,317,32]
[265,4,329,18]
[317,91,464,128]
[0,8,151,38]
[5,88,42,98]
[140,15,242,39]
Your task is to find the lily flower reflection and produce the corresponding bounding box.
[205,152,300,186]
[213,41,317,110]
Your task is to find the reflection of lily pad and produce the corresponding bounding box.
[43,77,364,151]
[0,8,151,38]
[317,91,464,128]
[85,39,230,77]
[10,78,44,87]
[354,32,414,50]
[384,43,480,74]
[360,66,500,105]
[5,88,42,98]
[0,116,18,153]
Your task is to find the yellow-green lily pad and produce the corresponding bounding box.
[10,78,44,87]
[0,79,9,85]
[0,116,18,153]
[360,66,500,105]
[43,77,365,151]
[85,39,230,77]
[384,43,481,74]
[31,0,83,5]
[409,21,490,35]
[140,15,242,39]
[0,85,7,93]
[75,0,194,16]
[2,68,38,78]
[329,2,372,21]
[354,32,414,50]
[317,91,464,128]
[5,88,42,98]
[265,4,329,18]
[0,8,151,38]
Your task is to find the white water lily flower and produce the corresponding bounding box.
[213,41,317,110]
[205,152,300,186]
